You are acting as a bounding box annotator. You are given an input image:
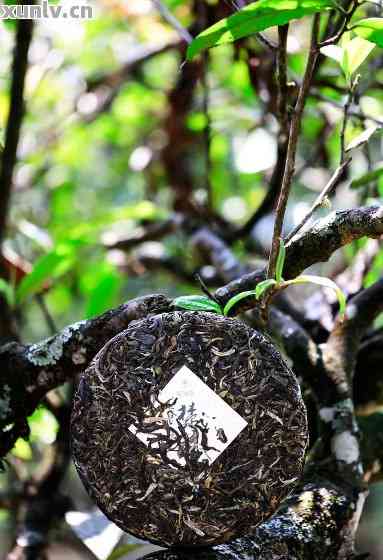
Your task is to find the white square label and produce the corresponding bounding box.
[129,365,248,466]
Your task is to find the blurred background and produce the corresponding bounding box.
[0,0,382,558]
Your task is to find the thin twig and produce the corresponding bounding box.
[311,91,383,125]
[340,89,354,163]
[215,205,383,310]
[256,32,278,51]
[195,273,220,304]
[267,15,320,279]
[0,17,34,247]
[284,157,352,243]
[202,52,213,211]
[319,0,359,47]
[151,0,193,44]
[277,25,289,135]
[35,294,57,335]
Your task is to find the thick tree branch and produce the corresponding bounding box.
[0,294,171,458]
[104,215,184,251]
[0,17,33,344]
[306,281,383,496]
[335,239,381,299]
[161,51,202,212]
[191,228,250,282]
[142,480,365,560]
[7,398,72,560]
[215,206,383,309]
[0,17,33,246]
[324,277,383,384]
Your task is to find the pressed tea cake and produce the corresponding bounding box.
[71,311,307,547]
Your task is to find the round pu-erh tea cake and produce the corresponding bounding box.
[71,311,308,547]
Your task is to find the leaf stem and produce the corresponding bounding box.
[340,87,355,163]
[277,25,289,137]
[194,272,221,305]
[201,51,213,211]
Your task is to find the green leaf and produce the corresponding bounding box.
[107,545,141,560]
[321,36,375,81]
[187,0,335,60]
[320,44,343,63]
[0,279,15,307]
[351,166,383,189]
[16,243,75,303]
[341,37,375,80]
[173,295,223,314]
[2,0,17,30]
[80,262,122,319]
[346,124,380,152]
[12,438,32,461]
[28,408,59,445]
[285,275,346,316]
[353,18,383,48]
[255,279,278,299]
[275,240,286,283]
[223,290,256,316]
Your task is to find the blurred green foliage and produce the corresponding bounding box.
[1,6,383,545]
[0,0,380,344]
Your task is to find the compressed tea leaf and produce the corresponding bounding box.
[128,365,248,466]
[71,311,308,547]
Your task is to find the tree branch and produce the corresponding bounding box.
[191,228,250,282]
[0,17,34,345]
[104,215,184,251]
[267,15,320,279]
[0,294,171,458]
[285,206,383,278]
[284,157,352,244]
[324,277,383,383]
[305,282,383,497]
[151,0,193,44]
[215,205,383,310]
[0,17,33,246]
[142,479,366,560]
[7,397,72,560]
